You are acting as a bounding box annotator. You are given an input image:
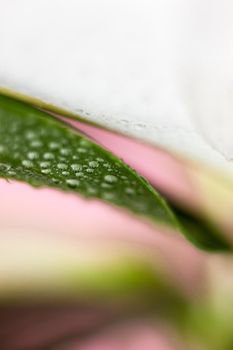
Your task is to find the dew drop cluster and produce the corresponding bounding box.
[0,95,174,226]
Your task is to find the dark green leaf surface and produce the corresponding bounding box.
[0,95,177,229]
[0,94,231,251]
[170,205,232,252]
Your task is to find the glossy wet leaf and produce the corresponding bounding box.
[0,95,177,230]
[0,95,232,252]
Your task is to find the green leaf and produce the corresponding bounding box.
[170,205,232,252]
[0,94,232,252]
[0,95,177,230]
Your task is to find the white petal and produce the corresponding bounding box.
[0,0,233,172]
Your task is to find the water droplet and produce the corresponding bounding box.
[25,131,36,140]
[0,145,5,153]
[66,179,80,187]
[43,152,54,160]
[49,142,60,150]
[87,187,98,195]
[31,140,42,148]
[134,202,147,211]
[97,158,104,163]
[104,175,117,183]
[88,161,98,168]
[8,170,16,176]
[77,147,87,154]
[40,161,50,168]
[125,187,135,195]
[75,172,84,177]
[22,160,33,168]
[101,183,112,189]
[60,148,70,156]
[102,192,115,200]
[57,163,67,170]
[27,151,39,160]
[79,139,90,147]
[13,152,20,159]
[0,163,11,171]
[41,168,51,174]
[71,164,82,171]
